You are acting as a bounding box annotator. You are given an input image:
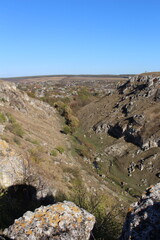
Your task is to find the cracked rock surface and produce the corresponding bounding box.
[3,201,95,240]
[120,183,160,240]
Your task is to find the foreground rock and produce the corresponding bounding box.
[3,201,95,240]
[120,183,160,240]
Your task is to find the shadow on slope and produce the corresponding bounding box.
[120,202,160,240]
[0,184,54,230]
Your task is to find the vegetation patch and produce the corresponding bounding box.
[7,122,24,138]
[6,113,25,138]
[56,146,65,154]
[13,136,21,145]
[50,149,58,157]
[0,112,6,123]
[55,178,122,240]
[29,146,44,163]
[54,101,79,133]
[62,125,72,135]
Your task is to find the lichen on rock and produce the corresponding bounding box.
[3,201,95,240]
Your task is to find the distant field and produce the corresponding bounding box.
[1,74,132,83]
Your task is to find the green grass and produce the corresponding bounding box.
[62,125,71,134]
[50,149,58,157]
[26,138,40,145]
[0,112,6,123]
[5,113,25,138]
[56,146,65,154]
[28,146,44,163]
[7,122,25,138]
[6,113,16,124]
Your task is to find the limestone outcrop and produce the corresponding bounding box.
[93,75,160,150]
[120,183,160,240]
[3,201,95,240]
[0,139,26,188]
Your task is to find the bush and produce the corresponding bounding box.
[6,113,16,124]
[6,113,25,138]
[7,122,25,138]
[29,146,44,163]
[50,150,58,157]
[66,178,122,240]
[62,125,72,134]
[0,112,6,123]
[54,101,68,116]
[26,138,40,145]
[66,114,79,130]
[56,146,65,154]
[54,101,79,132]
[13,136,21,145]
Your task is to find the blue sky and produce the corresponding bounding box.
[0,0,160,77]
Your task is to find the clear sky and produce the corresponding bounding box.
[0,0,160,77]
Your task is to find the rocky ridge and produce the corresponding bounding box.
[3,201,95,240]
[77,73,160,197]
[94,75,160,150]
[120,182,160,240]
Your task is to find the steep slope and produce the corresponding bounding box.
[0,80,114,194]
[78,74,160,198]
[0,80,125,239]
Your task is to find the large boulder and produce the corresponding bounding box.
[3,201,95,240]
[0,139,26,188]
[120,183,160,240]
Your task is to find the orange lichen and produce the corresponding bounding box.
[26,230,33,235]
[77,217,83,223]
[70,206,81,213]
[20,223,26,228]
[55,204,65,212]
[128,207,134,213]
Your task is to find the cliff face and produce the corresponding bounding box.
[77,74,160,197]
[3,201,95,240]
[120,183,160,240]
[92,75,160,150]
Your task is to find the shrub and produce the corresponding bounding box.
[26,138,40,145]
[62,125,72,134]
[54,101,79,132]
[66,114,79,130]
[56,146,65,154]
[67,178,122,240]
[28,146,44,163]
[50,149,58,157]
[0,112,6,123]
[54,101,68,116]
[7,122,25,138]
[6,113,25,138]
[6,113,16,123]
[13,136,21,145]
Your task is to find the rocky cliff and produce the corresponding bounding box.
[120,183,160,240]
[93,75,160,150]
[3,201,95,240]
[77,74,160,198]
